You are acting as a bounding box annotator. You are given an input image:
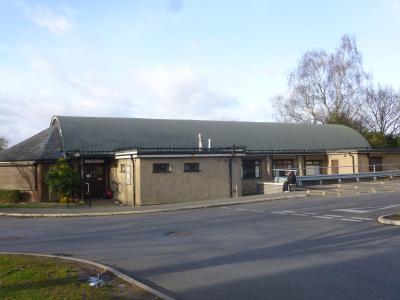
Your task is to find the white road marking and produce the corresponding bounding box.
[271,210,296,214]
[300,212,317,215]
[292,213,309,216]
[334,204,400,214]
[299,203,356,210]
[368,204,400,212]
[221,207,232,209]
[333,209,368,214]
[313,215,333,219]
[323,214,343,218]
[340,218,362,222]
[350,217,373,221]
[235,208,248,211]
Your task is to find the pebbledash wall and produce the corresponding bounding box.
[111,156,243,206]
[1,115,400,205]
[109,151,400,206]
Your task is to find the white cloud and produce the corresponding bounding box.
[15,1,72,35]
[123,65,238,119]
[0,60,245,145]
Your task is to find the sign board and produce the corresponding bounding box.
[84,159,104,164]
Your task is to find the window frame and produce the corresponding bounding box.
[331,159,339,174]
[242,159,261,179]
[184,163,200,173]
[152,163,171,173]
[273,159,294,177]
[369,157,383,172]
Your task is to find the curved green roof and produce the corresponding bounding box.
[51,116,370,152]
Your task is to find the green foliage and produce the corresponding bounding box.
[0,255,141,299]
[325,113,400,148]
[45,158,80,201]
[0,189,22,203]
[364,132,400,148]
[324,112,364,132]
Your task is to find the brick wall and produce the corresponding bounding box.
[0,165,36,190]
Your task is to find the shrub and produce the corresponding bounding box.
[45,158,80,203]
[0,189,22,203]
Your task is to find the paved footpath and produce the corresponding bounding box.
[1,190,400,299]
[0,192,307,216]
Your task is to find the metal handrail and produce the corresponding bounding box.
[296,171,400,186]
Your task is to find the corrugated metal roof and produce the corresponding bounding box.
[0,126,63,162]
[52,116,370,152]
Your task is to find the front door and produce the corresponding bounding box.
[84,164,106,197]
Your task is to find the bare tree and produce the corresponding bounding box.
[365,85,400,136]
[273,35,369,126]
[0,137,8,151]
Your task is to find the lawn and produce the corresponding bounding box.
[384,214,400,220]
[0,254,158,300]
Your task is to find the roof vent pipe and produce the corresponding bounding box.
[198,133,203,149]
[208,138,211,149]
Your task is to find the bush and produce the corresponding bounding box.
[0,189,22,203]
[45,158,80,203]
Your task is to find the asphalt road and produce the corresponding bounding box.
[1,191,400,300]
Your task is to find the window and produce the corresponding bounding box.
[305,160,322,175]
[184,163,200,172]
[369,157,383,172]
[96,166,103,176]
[273,160,293,177]
[331,160,339,174]
[153,163,170,173]
[242,160,261,179]
[120,164,126,173]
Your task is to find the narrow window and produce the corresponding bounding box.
[184,163,200,172]
[369,157,383,172]
[331,160,339,174]
[242,160,261,179]
[120,164,126,173]
[153,163,170,173]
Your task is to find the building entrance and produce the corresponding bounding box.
[83,163,106,197]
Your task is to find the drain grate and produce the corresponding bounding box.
[166,231,193,237]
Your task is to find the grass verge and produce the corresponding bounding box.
[0,254,159,300]
[383,214,400,221]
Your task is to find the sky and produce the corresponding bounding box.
[1,0,400,146]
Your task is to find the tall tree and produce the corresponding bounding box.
[273,35,369,126]
[364,85,400,136]
[0,137,8,151]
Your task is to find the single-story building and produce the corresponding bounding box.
[0,116,399,205]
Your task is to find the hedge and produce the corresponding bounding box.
[0,189,22,203]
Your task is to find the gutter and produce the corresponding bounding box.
[229,145,236,198]
[348,152,356,174]
[131,155,136,207]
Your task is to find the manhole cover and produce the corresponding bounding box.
[166,231,193,237]
[52,253,73,257]
[0,236,26,241]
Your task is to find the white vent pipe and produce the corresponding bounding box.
[198,133,203,149]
